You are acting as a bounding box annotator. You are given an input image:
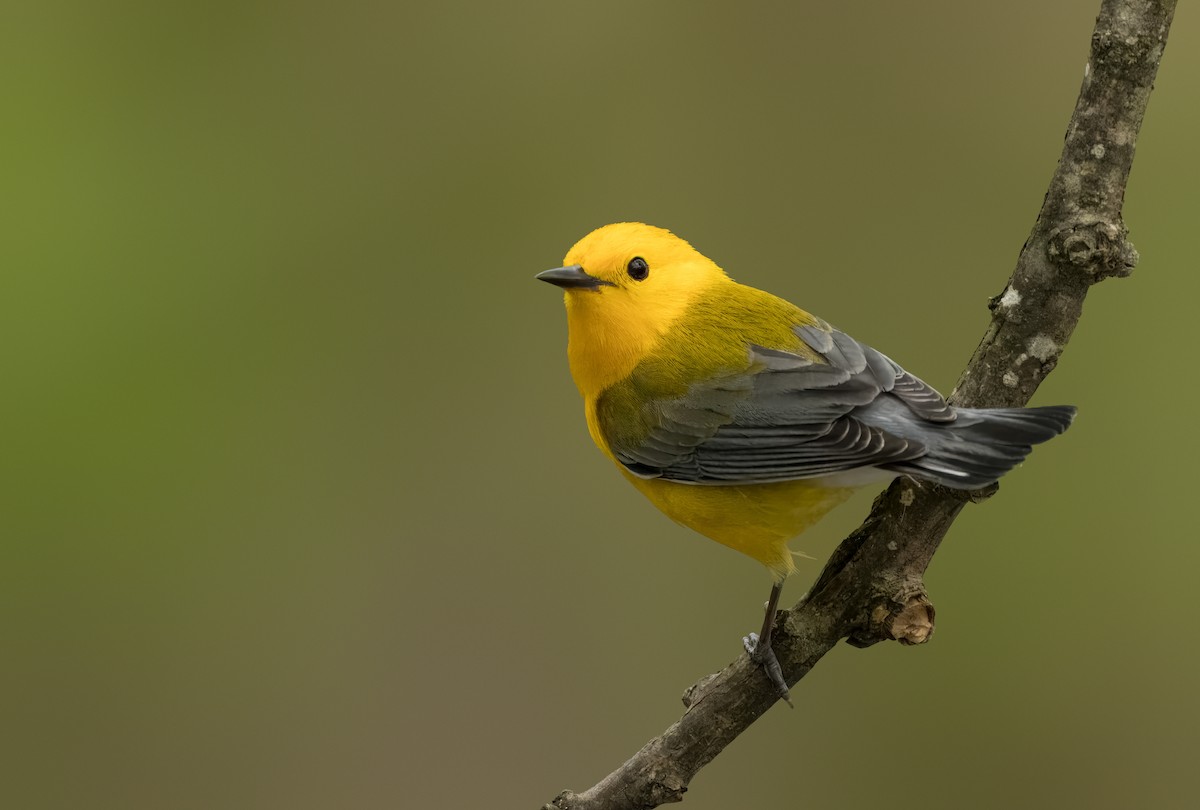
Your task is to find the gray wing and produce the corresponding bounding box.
[611,324,956,484]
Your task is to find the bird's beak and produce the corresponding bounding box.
[535,265,614,290]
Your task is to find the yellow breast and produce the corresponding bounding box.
[585,400,854,579]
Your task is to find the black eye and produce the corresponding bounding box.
[627,257,649,281]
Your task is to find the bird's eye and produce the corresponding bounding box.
[627,257,649,281]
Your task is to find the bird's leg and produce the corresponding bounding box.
[742,580,793,707]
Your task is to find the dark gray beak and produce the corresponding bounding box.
[535,265,614,290]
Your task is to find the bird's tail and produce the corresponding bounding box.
[883,405,1076,490]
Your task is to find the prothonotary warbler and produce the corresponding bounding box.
[537,222,1074,704]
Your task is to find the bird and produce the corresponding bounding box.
[536,222,1074,704]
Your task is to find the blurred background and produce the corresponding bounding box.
[2,1,1196,808]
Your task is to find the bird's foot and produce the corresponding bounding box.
[742,632,793,708]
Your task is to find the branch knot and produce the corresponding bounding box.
[882,592,936,646]
[1046,218,1138,281]
[848,584,936,648]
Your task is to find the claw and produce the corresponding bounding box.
[742,632,759,655]
[743,580,793,707]
[746,635,793,707]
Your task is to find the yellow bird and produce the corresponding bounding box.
[537,222,1074,702]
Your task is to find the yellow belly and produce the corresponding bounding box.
[622,471,855,580]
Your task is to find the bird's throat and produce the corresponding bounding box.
[563,282,709,398]
[565,305,657,398]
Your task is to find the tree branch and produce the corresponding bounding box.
[543,2,1177,807]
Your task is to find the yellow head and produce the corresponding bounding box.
[537,223,729,396]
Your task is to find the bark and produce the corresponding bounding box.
[543,2,1177,807]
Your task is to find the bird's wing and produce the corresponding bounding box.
[599,324,956,484]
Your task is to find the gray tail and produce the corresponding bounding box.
[883,405,1076,489]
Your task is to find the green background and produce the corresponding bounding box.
[4,1,1197,808]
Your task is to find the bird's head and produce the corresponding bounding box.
[538,221,727,322]
[536,222,730,394]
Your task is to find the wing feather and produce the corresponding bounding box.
[602,323,959,484]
